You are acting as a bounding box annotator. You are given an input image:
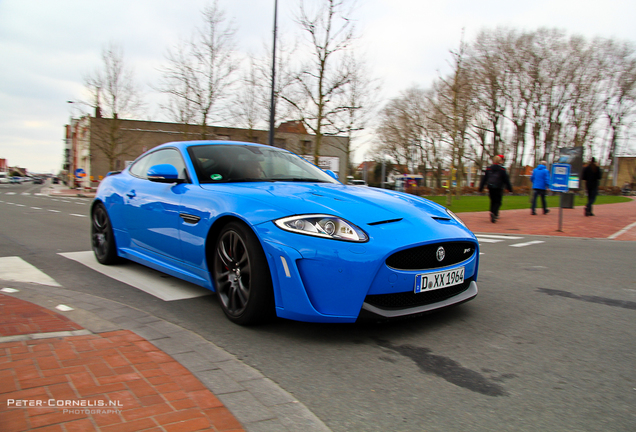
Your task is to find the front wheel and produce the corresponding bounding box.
[213,222,274,325]
[91,203,119,265]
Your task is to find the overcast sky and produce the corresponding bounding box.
[1,0,635,173]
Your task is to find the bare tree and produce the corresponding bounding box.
[372,28,636,194]
[375,87,426,169]
[230,36,299,138]
[330,55,381,180]
[83,42,144,170]
[281,0,359,164]
[230,55,266,138]
[598,39,636,182]
[500,30,537,184]
[428,39,476,204]
[158,1,239,139]
[470,29,510,160]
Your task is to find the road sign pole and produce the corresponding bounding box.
[558,193,564,232]
[551,163,571,233]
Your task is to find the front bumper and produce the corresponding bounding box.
[256,222,479,323]
[361,280,478,319]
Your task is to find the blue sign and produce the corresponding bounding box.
[551,163,570,193]
[75,168,86,179]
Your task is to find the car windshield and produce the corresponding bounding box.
[188,144,339,184]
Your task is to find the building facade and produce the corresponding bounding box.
[64,117,348,188]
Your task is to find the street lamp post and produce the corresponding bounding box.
[268,0,278,148]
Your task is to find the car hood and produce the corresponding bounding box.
[200,182,451,225]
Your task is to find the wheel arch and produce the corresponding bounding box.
[205,215,276,324]
[204,215,272,275]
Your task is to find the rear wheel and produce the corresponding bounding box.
[213,222,274,325]
[91,203,119,265]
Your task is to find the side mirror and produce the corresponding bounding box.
[325,170,339,180]
[147,164,184,184]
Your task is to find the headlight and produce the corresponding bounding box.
[274,214,368,242]
[446,209,467,227]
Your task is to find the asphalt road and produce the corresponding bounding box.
[1,181,635,431]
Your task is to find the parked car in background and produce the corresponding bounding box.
[33,177,44,184]
[347,179,368,186]
[91,141,479,325]
[0,172,8,184]
[10,176,21,184]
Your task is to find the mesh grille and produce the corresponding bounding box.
[385,241,475,271]
[364,278,473,310]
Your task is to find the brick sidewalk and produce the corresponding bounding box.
[0,293,244,432]
[457,197,636,240]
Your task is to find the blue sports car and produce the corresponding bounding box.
[91,141,479,325]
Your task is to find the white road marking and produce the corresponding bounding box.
[55,305,74,312]
[0,257,61,286]
[48,209,60,213]
[608,221,636,239]
[510,240,545,248]
[475,238,503,243]
[59,251,211,301]
[31,207,42,210]
[70,214,87,218]
[475,234,525,240]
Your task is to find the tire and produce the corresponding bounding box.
[213,222,275,325]
[91,203,119,265]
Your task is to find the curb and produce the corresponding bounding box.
[1,281,331,432]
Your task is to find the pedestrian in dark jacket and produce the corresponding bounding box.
[581,157,602,216]
[479,155,513,223]
[530,161,550,215]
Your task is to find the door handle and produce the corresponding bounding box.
[126,190,136,198]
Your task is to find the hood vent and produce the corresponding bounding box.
[368,218,403,226]
[431,216,451,221]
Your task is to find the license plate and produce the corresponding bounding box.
[414,267,465,293]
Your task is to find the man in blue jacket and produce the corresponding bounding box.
[530,161,550,215]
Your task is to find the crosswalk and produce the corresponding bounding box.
[475,234,545,249]
[0,254,211,302]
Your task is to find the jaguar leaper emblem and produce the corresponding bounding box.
[436,246,445,262]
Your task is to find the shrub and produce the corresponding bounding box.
[599,186,621,195]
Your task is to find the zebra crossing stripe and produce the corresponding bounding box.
[510,240,545,248]
[0,257,61,286]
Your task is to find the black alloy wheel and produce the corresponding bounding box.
[213,222,274,325]
[91,203,119,265]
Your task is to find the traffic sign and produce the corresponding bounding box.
[75,168,86,179]
[550,163,570,193]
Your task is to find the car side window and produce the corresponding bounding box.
[129,153,153,179]
[129,149,188,181]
